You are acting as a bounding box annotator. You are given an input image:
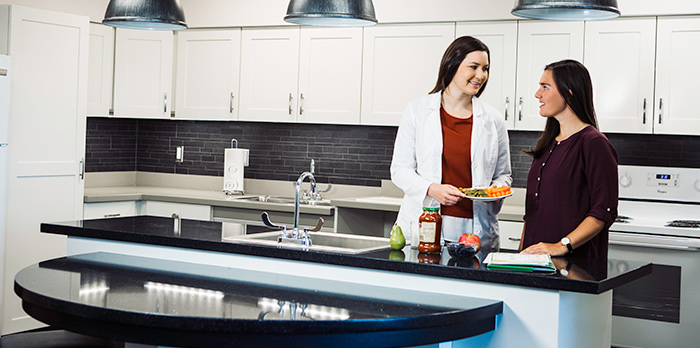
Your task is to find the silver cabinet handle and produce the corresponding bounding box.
[164,93,167,114]
[518,97,523,121]
[504,97,510,121]
[79,157,85,180]
[230,93,234,113]
[642,98,647,124]
[289,93,293,116]
[658,98,663,124]
[299,93,304,116]
[103,213,120,218]
[507,237,521,242]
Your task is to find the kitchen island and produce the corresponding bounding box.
[38,216,652,348]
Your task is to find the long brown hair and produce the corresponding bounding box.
[525,59,599,159]
[429,36,490,97]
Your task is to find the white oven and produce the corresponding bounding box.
[609,165,700,348]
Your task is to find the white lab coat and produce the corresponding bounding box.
[390,92,512,250]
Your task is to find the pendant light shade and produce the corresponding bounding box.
[103,0,187,31]
[284,0,378,27]
[512,0,620,21]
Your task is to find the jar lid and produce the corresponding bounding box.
[422,207,439,211]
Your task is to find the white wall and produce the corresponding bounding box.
[1,0,699,28]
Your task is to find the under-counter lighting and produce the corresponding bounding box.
[511,0,620,21]
[144,282,225,299]
[284,0,378,27]
[102,0,188,31]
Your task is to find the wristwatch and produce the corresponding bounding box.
[560,237,574,253]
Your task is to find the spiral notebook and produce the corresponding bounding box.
[483,252,556,273]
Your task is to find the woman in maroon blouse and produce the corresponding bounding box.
[519,60,618,259]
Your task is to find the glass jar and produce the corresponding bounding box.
[418,207,442,253]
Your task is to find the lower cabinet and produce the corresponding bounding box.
[499,220,523,251]
[84,201,141,219]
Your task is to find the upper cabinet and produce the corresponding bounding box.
[515,21,584,131]
[297,27,362,124]
[238,27,362,124]
[361,23,455,126]
[585,18,657,134]
[238,27,299,123]
[457,21,517,129]
[113,28,174,119]
[654,17,700,135]
[87,23,114,117]
[174,28,241,120]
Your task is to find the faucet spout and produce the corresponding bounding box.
[294,171,316,233]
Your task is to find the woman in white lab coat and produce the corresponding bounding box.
[391,36,512,251]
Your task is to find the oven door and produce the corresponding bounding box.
[609,232,700,348]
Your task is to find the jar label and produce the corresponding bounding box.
[419,221,437,243]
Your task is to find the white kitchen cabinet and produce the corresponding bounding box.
[239,27,362,124]
[297,27,362,125]
[361,23,455,126]
[0,5,88,334]
[174,28,241,120]
[499,220,523,251]
[584,18,656,134]
[456,21,517,129]
[239,27,299,123]
[83,201,141,219]
[87,23,114,117]
[654,17,700,135]
[113,28,174,119]
[515,21,584,131]
[144,201,212,220]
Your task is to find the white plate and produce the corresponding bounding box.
[464,192,512,201]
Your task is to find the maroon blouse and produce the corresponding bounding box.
[522,126,618,260]
[440,107,473,219]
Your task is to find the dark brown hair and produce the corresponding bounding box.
[429,36,490,97]
[525,59,599,159]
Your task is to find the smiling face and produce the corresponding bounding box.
[446,50,489,98]
[535,70,568,118]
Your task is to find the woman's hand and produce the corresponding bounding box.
[520,242,568,256]
[428,184,466,206]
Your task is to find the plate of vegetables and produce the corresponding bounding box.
[459,185,512,201]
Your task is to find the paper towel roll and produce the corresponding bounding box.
[224,148,249,194]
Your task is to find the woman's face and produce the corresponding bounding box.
[447,50,489,97]
[535,70,567,117]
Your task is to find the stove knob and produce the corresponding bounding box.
[619,174,632,188]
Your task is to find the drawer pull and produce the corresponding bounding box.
[508,237,521,241]
[103,213,121,218]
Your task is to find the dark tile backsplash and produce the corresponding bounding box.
[86,117,700,188]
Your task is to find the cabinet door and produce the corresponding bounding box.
[515,21,584,131]
[654,17,700,135]
[298,27,362,124]
[2,5,88,334]
[456,21,517,129]
[499,220,523,251]
[361,23,455,126]
[175,29,241,120]
[113,28,173,118]
[584,18,656,134]
[87,23,114,116]
[239,27,300,123]
[145,201,212,220]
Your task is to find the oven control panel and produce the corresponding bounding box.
[619,165,700,202]
[646,172,680,188]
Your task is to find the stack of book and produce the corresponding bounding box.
[483,252,556,273]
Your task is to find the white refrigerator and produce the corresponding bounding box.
[0,54,9,325]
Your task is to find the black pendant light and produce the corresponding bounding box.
[512,0,620,21]
[103,0,187,31]
[284,0,378,27]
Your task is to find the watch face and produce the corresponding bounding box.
[561,237,570,245]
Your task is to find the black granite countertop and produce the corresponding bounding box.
[15,252,502,348]
[41,216,652,294]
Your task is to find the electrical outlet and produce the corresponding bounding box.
[176,146,184,163]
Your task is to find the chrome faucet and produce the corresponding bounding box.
[294,171,316,236]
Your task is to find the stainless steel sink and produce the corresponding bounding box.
[222,231,391,254]
[231,195,332,206]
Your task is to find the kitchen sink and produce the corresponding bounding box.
[230,195,332,206]
[222,231,391,254]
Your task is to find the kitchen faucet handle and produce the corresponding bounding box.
[261,212,287,232]
[308,217,324,232]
